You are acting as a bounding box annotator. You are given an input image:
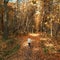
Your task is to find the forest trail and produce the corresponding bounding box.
[7,33,60,60]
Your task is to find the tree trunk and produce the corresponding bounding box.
[3,1,9,40]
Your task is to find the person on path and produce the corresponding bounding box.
[27,38,31,47]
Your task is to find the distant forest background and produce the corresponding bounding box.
[0,0,60,39]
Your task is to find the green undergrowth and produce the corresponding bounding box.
[0,38,20,60]
[3,44,20,57]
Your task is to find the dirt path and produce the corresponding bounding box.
[7,34,60,60]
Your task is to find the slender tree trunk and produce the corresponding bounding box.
[3,1,9,40]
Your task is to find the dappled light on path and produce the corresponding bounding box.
[45,43,54,47]
[29,33,40,37]
[40,37,51,41]
[22,41,28,47]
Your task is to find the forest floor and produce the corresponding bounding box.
[7,32,60,60]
